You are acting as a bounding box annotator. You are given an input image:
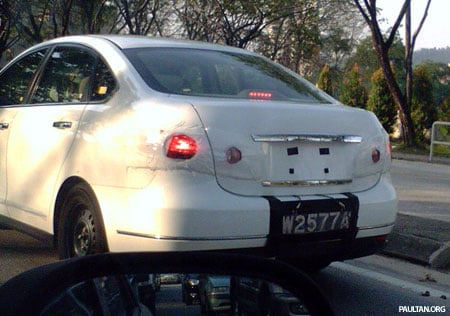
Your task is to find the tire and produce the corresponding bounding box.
[57,183,107,259]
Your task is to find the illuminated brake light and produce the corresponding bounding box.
[248,91,273,99]
[166,134,197,159]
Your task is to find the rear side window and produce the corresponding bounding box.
[90,59,116,102]
[124,48,329,103]
[0,49,47,106]
[31,46,97,104]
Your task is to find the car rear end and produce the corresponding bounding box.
[91,37,397,262]
[206,276,231,313]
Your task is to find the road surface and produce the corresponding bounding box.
[391,159,450,222]
[0,159,449,315]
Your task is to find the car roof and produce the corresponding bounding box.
[45,34,251,54]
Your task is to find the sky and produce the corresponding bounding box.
[376,0,450,49]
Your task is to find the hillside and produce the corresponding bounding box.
[413,47,450,65]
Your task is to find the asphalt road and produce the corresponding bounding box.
[145,258,450,316]
[0,158,449,315]
[140,261,450,316]
[391,159,450,222]
[315,256,450,315]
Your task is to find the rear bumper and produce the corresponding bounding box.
[96,172,397,262]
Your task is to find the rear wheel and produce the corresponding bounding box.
[57,183,107,259]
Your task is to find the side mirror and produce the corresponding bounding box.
[0,252,334,316]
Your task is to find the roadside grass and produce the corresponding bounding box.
[391,139,450,158]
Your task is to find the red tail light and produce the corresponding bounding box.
[248,91,273,99]
[166,134,197,159]
[386,138,392,160]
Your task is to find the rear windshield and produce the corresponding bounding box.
[124,47,330,103]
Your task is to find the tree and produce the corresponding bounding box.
[411,65,437,141]
[344,35,405,92]
[320,27,353,70]
[77,0,115,34]
[416,61,450,108]
[316,64,333,95]
[13,0,53,44]
[353,0,432,146]
[340,63,367,108]
[215,0,277,48]
[173,0,293,48]
[438,98,450,122]
[0,0,19,64]
[367,68,397,134]
[256,0,321,76]
[173,0,222,41]
[11,0,114,45]
[112,0,170,35]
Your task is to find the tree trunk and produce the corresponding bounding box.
[374,42,416,145]
[354,0,421,146]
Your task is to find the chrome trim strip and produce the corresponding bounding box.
[358,222,396,230]
[117,230,267,241]
[261,179,352,187]
[252,134,362,143]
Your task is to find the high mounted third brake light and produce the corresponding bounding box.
[248,91,273,99]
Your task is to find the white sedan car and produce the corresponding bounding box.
[0,35,397,267]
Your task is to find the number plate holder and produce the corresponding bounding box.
[268,194,359,242]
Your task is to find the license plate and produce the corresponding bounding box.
[281,210,352,234]
[268,195,359,237]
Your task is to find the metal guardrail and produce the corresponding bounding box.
[429,121,450,162]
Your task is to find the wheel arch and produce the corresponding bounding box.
[53,177,104,246]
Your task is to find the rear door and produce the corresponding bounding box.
[6,45,97,231]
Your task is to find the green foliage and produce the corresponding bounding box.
[414,61,450,108]
[367,68,397,134]
[412,65,438,141]
[255,0,322,76]
[438,98,450,122]
[344,35,405,92]
[316,64,333,96]
[339,63,367,108]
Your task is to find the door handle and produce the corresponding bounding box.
[53,121,72,129]
[0,122,9,129]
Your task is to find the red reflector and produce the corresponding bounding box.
[226,147,242,164]
[372,148,381,163]
[248,91,272,99]
[166,134,197,159]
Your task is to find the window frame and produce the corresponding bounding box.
[0,48,50,107]
[30,44,119,106]
[0,43,118,108]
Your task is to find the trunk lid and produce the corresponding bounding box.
[191,99,388,197]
